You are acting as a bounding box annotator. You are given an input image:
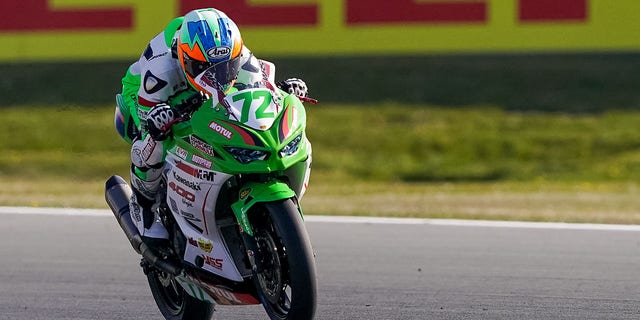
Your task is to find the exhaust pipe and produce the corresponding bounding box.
[105,175,182,276]
[105,175,142,254]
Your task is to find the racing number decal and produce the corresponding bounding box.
[253,91,275,120]
[232,90,275,124]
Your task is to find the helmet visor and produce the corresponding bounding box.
[190,56,242,92]
[182,53,213,79]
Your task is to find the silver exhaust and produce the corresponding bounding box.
[105,175,181,275]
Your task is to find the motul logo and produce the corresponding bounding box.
[209,121,233,139]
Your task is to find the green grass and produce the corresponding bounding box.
[3,103,640,223]
[309,104,640,182]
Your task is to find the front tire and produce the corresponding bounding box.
[146,269,214,320]
[252,199,317,320]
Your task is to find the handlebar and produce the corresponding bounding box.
[173,91,210,117]
[159,90,316,133]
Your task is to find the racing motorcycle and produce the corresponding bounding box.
[105,67,317,319]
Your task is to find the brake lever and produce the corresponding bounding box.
[174,91,210,118]
[158,92,210,132]
[298,96,318,104]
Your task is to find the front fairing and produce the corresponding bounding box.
[163,154,246,281]
[159,86,310,302]
[171,88,309,175]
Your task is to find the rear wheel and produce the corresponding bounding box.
[146,269,214,320]
[251,199,317,320]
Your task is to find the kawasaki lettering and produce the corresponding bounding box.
[173,172,201,191]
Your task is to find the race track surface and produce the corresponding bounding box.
[1,208,640,319]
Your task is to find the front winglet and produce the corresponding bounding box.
[230,180,296,236]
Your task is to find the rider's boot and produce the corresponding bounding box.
[129,166,170,254]
[128,135,171,254]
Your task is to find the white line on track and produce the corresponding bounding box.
[1,206,640,232]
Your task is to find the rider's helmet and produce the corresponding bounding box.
[177,9,244,94]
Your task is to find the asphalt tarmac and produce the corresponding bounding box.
[1,209,640,319]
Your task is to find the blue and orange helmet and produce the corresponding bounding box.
[177,9,244,93]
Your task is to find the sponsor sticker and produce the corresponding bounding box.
[209,121,233,139]
[131,202,142,222]
[173,172,201,191]
[137,108,149,121]
[140,139,156,162]
[176,161,215,181]
[240,188,252,200]
[181,198,194,207]
[169,181,196,202]
[189,135,216,157]
[198,238,213,253]
[192,154,212,169]
[199,170,215,181]
[175,147,188,159]
[207,46,231,59]
[204,256,223,270]
[180,210,200,222]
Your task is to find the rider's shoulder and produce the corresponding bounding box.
[137,32,181,75]
[135,32,187,105]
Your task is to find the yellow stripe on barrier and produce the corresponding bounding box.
[0,0,638,61]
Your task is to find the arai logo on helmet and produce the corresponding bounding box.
[207,46,231,59]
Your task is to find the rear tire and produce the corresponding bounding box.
[146,269,214,320]
[252,199,317,320]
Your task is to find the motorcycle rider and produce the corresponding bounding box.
[113,8,309,250]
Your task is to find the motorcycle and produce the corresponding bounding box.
[105,68,317,319]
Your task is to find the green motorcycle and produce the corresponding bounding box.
[106,81,317,319]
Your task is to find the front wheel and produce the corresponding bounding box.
[146,268,214,320]
[251,199,317,320]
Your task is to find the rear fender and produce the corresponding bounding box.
[230,180,296,236]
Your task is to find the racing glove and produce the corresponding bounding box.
[277,78,308,97]
[146,103,176,141]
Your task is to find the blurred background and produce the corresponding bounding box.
[2,0,640,223]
